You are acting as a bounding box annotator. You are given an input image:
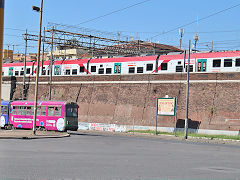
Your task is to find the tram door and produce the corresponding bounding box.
[9,67,13,76]
[114,63,121,74]
[197,59,207,72]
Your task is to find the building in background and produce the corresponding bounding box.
[3,49,13,59]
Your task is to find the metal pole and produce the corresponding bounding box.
[49,26,54,100]
[155,98,158,135]
[0,0,5,123]
[23,29,28,100]
[33,0,43,135]
[41,27,45,75]
[174,97,178,137]
[184,40,191,139]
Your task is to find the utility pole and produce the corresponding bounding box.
[0,0,5,121]
[33,0,44,135]
[49,26,54,100]
[23,29,28,99]
[184,40,191,139]
[41,27,45,75]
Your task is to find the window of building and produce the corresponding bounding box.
[80,66,85,73]
[129,67,135,74]
[47,107,54,116]
[176,66,183,72]
[146,64,153,71]
[161,63,168,70]
[91,66,96,72]
[15,71,19,76]
[98,68,104,74]
[224,59,232,67]
[65,69,71,75]
[236,58,240,67]
[106,68,112,74]
[72,69,78,75]
[137,67,144,73]
[213,59,221,67]
[26,68,31,74]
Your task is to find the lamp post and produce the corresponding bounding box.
[0,0,5,123]
[32,0,43,135]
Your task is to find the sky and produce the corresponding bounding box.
[3,0,240,54]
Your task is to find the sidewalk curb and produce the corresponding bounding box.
[0,133,70,139]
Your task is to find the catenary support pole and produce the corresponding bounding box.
[23,29,28,99]
[0,0,4,124]
[41,27,45,75]
[33,0,43,135]
[49,26,54,100]
[184,40,191,139]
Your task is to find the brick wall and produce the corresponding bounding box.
[4,72,240,131]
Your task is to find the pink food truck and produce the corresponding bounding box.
[10,101,79,131]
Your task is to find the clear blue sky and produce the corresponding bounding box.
[3,0,240,53]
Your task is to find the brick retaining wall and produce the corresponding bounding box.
[3,72,240,131]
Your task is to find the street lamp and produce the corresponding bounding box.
[0,0,5,125]
[32,0,44,135]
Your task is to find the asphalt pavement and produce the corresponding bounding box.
[0,130,240,179]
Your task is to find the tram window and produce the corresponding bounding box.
[178,61,181,65]
[66,107,78,117]
[98,68,104,74]
[224,59,232,67]
[65,69,71,75]
[161,63,168,70]
[37,106,41,116]
[21,107,26,115]
[137,67,143,73]
[72,69,78,75]
[236,58,240,67]
[106,68,112,74]
[26,106,32,116]
[91,66,96,72]
[54,107,61,116]
[176,66,183,72]
[47,107,54,116]
[12,106,17,115]
[1,106,7,115]
[20,71,24,76]
[80,66,85,73]
[213,59,221,67]
[14,71,19,76]
[26,68,31,74]
[186,65,193,72]
[129,67,135,74]
[41,106,46,116]
[146,64,153,71]
[16,107,21,115]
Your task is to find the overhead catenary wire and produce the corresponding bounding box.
[76,0,151,25]
[150,2,240,39]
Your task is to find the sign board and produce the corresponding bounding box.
[157,98,176,116]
